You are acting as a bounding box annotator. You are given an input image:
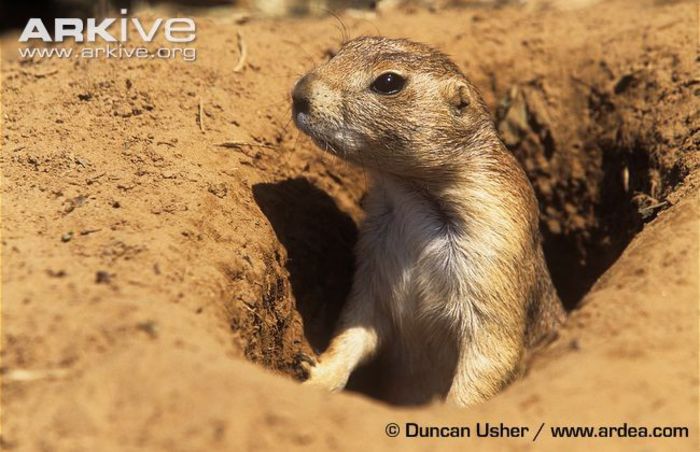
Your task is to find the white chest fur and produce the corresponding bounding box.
[358,176,476,335]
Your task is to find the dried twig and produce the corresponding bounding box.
[20,69,59,79]
[216,141,273,149]
[638,201,669,214]
[3,368,70,382]
[198,97,205,133]
[233,31,247,73]
[232,13,251,25]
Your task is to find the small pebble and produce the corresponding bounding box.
[95,271,111,284]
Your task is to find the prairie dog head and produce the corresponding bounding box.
[292,37,496,180]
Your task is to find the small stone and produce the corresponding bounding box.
[546,219,561,235]
[208,183,228,199]
[569,339,581,351]
[136,320,158,339]
[46,269,66,278]
[95,271,111,284]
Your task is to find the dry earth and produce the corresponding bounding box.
[1,0,699,450]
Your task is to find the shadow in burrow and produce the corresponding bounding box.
[252,178,358,356]
[540,141,655,310]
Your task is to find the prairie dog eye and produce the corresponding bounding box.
[371,72,406,95]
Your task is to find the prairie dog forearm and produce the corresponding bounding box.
[303,294,381,391]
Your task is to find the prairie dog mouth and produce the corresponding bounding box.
[292,111,354,157]
[293,110,311,133]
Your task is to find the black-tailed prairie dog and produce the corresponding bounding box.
[292,36,565,406]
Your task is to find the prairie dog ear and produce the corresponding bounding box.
[445,80,471,115]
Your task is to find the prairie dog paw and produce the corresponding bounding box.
[296,352,317,379]
[299,355,349,392]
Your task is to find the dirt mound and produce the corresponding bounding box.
[1,0,698,450]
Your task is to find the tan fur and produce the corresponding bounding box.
[291,37,565,406]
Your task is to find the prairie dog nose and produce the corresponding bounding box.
[292,73,315,115]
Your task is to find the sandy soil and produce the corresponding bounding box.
[1,0,698,450]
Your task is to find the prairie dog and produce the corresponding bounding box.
[292,37,565,406]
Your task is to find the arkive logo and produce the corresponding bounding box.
[19,9,196,43]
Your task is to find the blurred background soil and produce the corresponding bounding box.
[1,0,698,450]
